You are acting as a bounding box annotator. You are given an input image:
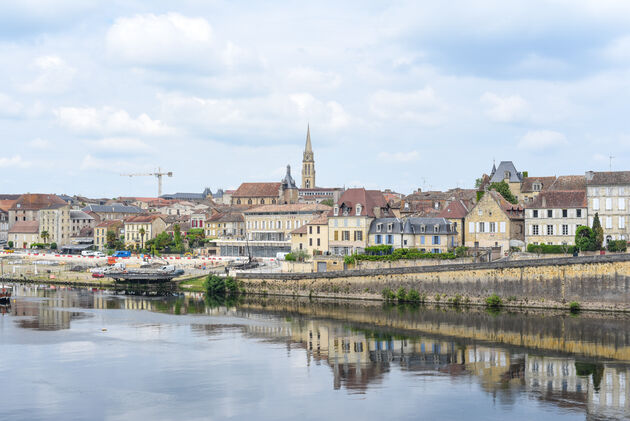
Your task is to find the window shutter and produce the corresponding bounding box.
[500,222,506,233]
[469,222,475,233]
[476,222,480,233]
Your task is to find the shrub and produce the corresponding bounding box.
[204,275,240,297]
[527,243,577,254]
[486,294,503,308]
[406,289,421,302]
[569,301,581,313]
[50,242,57,250]
[575,226,596,251]
[452,294,463,306]
[381,288,395,301]
[285,253,296,261]
[396,287,407,302]
[454,246,468,258]
[365,245,393,255]
[347,248,457,264]
[434,293,441,302]
[7,241,13,248]
[607,240,628,253]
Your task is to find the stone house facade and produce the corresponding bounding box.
[586,171,630,244]
[290,214,329,255]
[465,191,525,251]
[525,191,587,246]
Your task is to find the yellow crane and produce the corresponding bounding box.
[120,167,173,197]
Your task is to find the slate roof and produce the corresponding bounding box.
[489,161,523,183]
[70,210,94,221]
[332,188,391,217]
[83,204,142,214]
[233,182,282,198]
[9,220,39,233]
[438,200,469,219]
[10,194,66,211]
[368,217,455,235]
[585,171,630,186]
[526,191,587,209]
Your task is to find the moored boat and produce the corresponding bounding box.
[0,285,11,302]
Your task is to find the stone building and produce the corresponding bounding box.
[585,171,630,244]
[290,214,329,255]
[39,203,71,245]
[231,166,299,206]
[438,199,469,247]
[8,221,40,248]
[8,194,67,229]
[123,214,167,248]
[328,188,393,255]
[464,190,525,251]
[367,217,458,253]
[525,191,587,246]
[205,212,245,239]
[93,220,124,251]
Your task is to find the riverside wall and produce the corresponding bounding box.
[236,254,630,311]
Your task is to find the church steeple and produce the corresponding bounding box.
[301,124,315,189]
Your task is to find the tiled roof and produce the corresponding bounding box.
[438,200,469,219]
[307,215,329,225]
[586,171,630,186]
[549,175,586,191]
[0,199,17,212]
[245,203,331,214]
[521,176,556,193]
[9,220,39,233]
[95,220,124,228]
[124,214,166,223]
[526,190,587,209]
[488,191,524,219]
[333,188,390,217]
[208,212,244,223]
[10,194,66,211]
[290,225,308,235]
[233,182,281,198]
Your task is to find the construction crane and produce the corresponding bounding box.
[120,167,173,197]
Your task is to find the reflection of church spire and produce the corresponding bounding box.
[302,124,316,189]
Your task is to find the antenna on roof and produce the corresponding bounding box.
[609,154,615,171]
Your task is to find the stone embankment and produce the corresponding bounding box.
[236,254,630,311]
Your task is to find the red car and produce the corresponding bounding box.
[92,272,105,278]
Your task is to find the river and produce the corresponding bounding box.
[1,283,629,420]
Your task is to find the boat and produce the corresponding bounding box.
[102,263,184,283]
[0,285,11,303]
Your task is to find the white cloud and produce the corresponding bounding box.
[378,150,419,163]
[0,155,31,168]
[602,35,630,62]
[517,130,568,152]
[89,137,151,153]
[106,13,214,67]
[369,87,446,126]
[28,138,51,149]
[22,55,75,94]
[286,67,342,91]
[79,154,140,172]
[0,92,23,117]
[55,106,175,136]
[480,92,530,123]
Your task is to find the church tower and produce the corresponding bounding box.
[301,125,316,189]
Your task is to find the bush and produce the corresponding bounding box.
[7,241,13,248]
[345,248,457,264]
[365,245,393,255]
[527,243,577,254]
[452,294,463,306]
[396,287,407,302]
[406,289,421,302]
[50,242,57,250]
[203,275,240,297]
[285,253,296,261]
[486,294,503,308]
[575,225,596,251]
[569,301,581,313]
[454,246,468,258]
[381,288,395,301]
[607,240,628,253]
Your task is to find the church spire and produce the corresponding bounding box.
[305,123,312,153]
[301,124,315,189]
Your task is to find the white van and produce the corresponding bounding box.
[81,250,94,256]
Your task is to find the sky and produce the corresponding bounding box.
[2,0,630,198]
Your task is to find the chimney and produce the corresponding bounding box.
[542,196,546,208]
[585,171,594,182]
[373,206,381,218]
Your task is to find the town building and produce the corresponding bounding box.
[38,203,71,245]
[159,188,212,201]
[8,221,40,248]
[367,217,458,253]
[231,166,299,206]
[205,212,245,239]
[82,204,142,221]
[290,214,329,255]
[525,191,587,246]
[488,161,524,201]
[0,197,18,243]
[93,220,124,251]
[438,200,469,247]
[585,171,630,244]
[328,188,393,255]
[123,214,167,248]
[520,176,556,204]
[70,210,95,237]
[8,194,67,229]
[464,190,525,251]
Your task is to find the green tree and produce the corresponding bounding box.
[106,230,117,248]
[489,181,518,204]
[592,213,604,250]
[474,177,484,189]
[575,225,595,251]
[320,198,334,207]
[138,227,146,251]
[40,230,50,244]
[173,224,183,252]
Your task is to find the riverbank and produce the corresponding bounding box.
[235,254,630,312]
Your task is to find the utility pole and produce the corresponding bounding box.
[609,155,615,171]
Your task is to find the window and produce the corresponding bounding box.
[562,225,569,235]
[342,231,350,241]
[533,210,538,218]
[547,209,553,218]
[344,219,348,227]
[260,199,265,204]
[387,223,393,232]
[432,235,440,245]
[533,183,541,191]
[606,217,612,229]
[317,238,320,246]
[354,231,363,241]
[386,234,393,244]
[489,222,496,233]
[375,234,382,244]
[334,231,338,241]
[547,225,553,235]
[309,238,312,246]
[620,216,626,229]
[433,248,441,254]
[421,225,426,233]
[562,209,568,218]
[576,209,582,218]
[356,205,362,216]
[376,224,382,232]
[420,236,425,245]
[499,222,506,233]
[248,199,252,205]
[593,198,600,210]
[479,222,485,233]
[334,206,339,216]
[309,226,312,234]
[620,198,626,210]
[469,222,474,233]
[606,198,612,210]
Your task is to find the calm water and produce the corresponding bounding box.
[2,285,630,420]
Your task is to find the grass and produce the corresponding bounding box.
[178,276,206,292]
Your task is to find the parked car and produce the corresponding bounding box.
[81,250,94,256]
[112,250,131,258]
[93,251,106,258]
[92,272,105,278]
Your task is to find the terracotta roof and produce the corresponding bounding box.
[549,175,586,191]
[526,191,587,209]
[0,199,17,212]
[290,225,308,235]
[95,220,124,229]
[208,212,244,223]
[124,214,166,223]
[438,200,469,219]
[332,188,391,217]
[245,203,331,214]
[488,191,524,219]
[307,214,329,225]
[586,171,630,186]
[10,194,66,211]
[9,220,39,233]
[233,182,281,198]
[521,176,556,193]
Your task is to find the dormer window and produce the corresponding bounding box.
[376,224,382,232]
[356,204,362,216]
[533,183,541,192]
[343,208,349,216]
[504,171,511,179]
[334,206,339,216]
[404,203,409,209]
[434,202,439,209]
[420,225,425,233]
[387,223,393,232]
[434,225,439,233]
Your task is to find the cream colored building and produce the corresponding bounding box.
[124,215,167,248]
[525,191,587,246]
[245,203,330,242]
[586,171,630,244]
[8,221,40,248]
[39,204,71,245]
[93,220,124,250]
[290,214,329,255]
[465,190,525,251]
[367,217,458,253]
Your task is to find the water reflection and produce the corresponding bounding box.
[3,283,630,419]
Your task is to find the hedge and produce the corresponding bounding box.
[345,247,456,264]
[607,240,628,252]
[527,243,577,254]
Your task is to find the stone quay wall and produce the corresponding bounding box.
[236,254,630,311]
